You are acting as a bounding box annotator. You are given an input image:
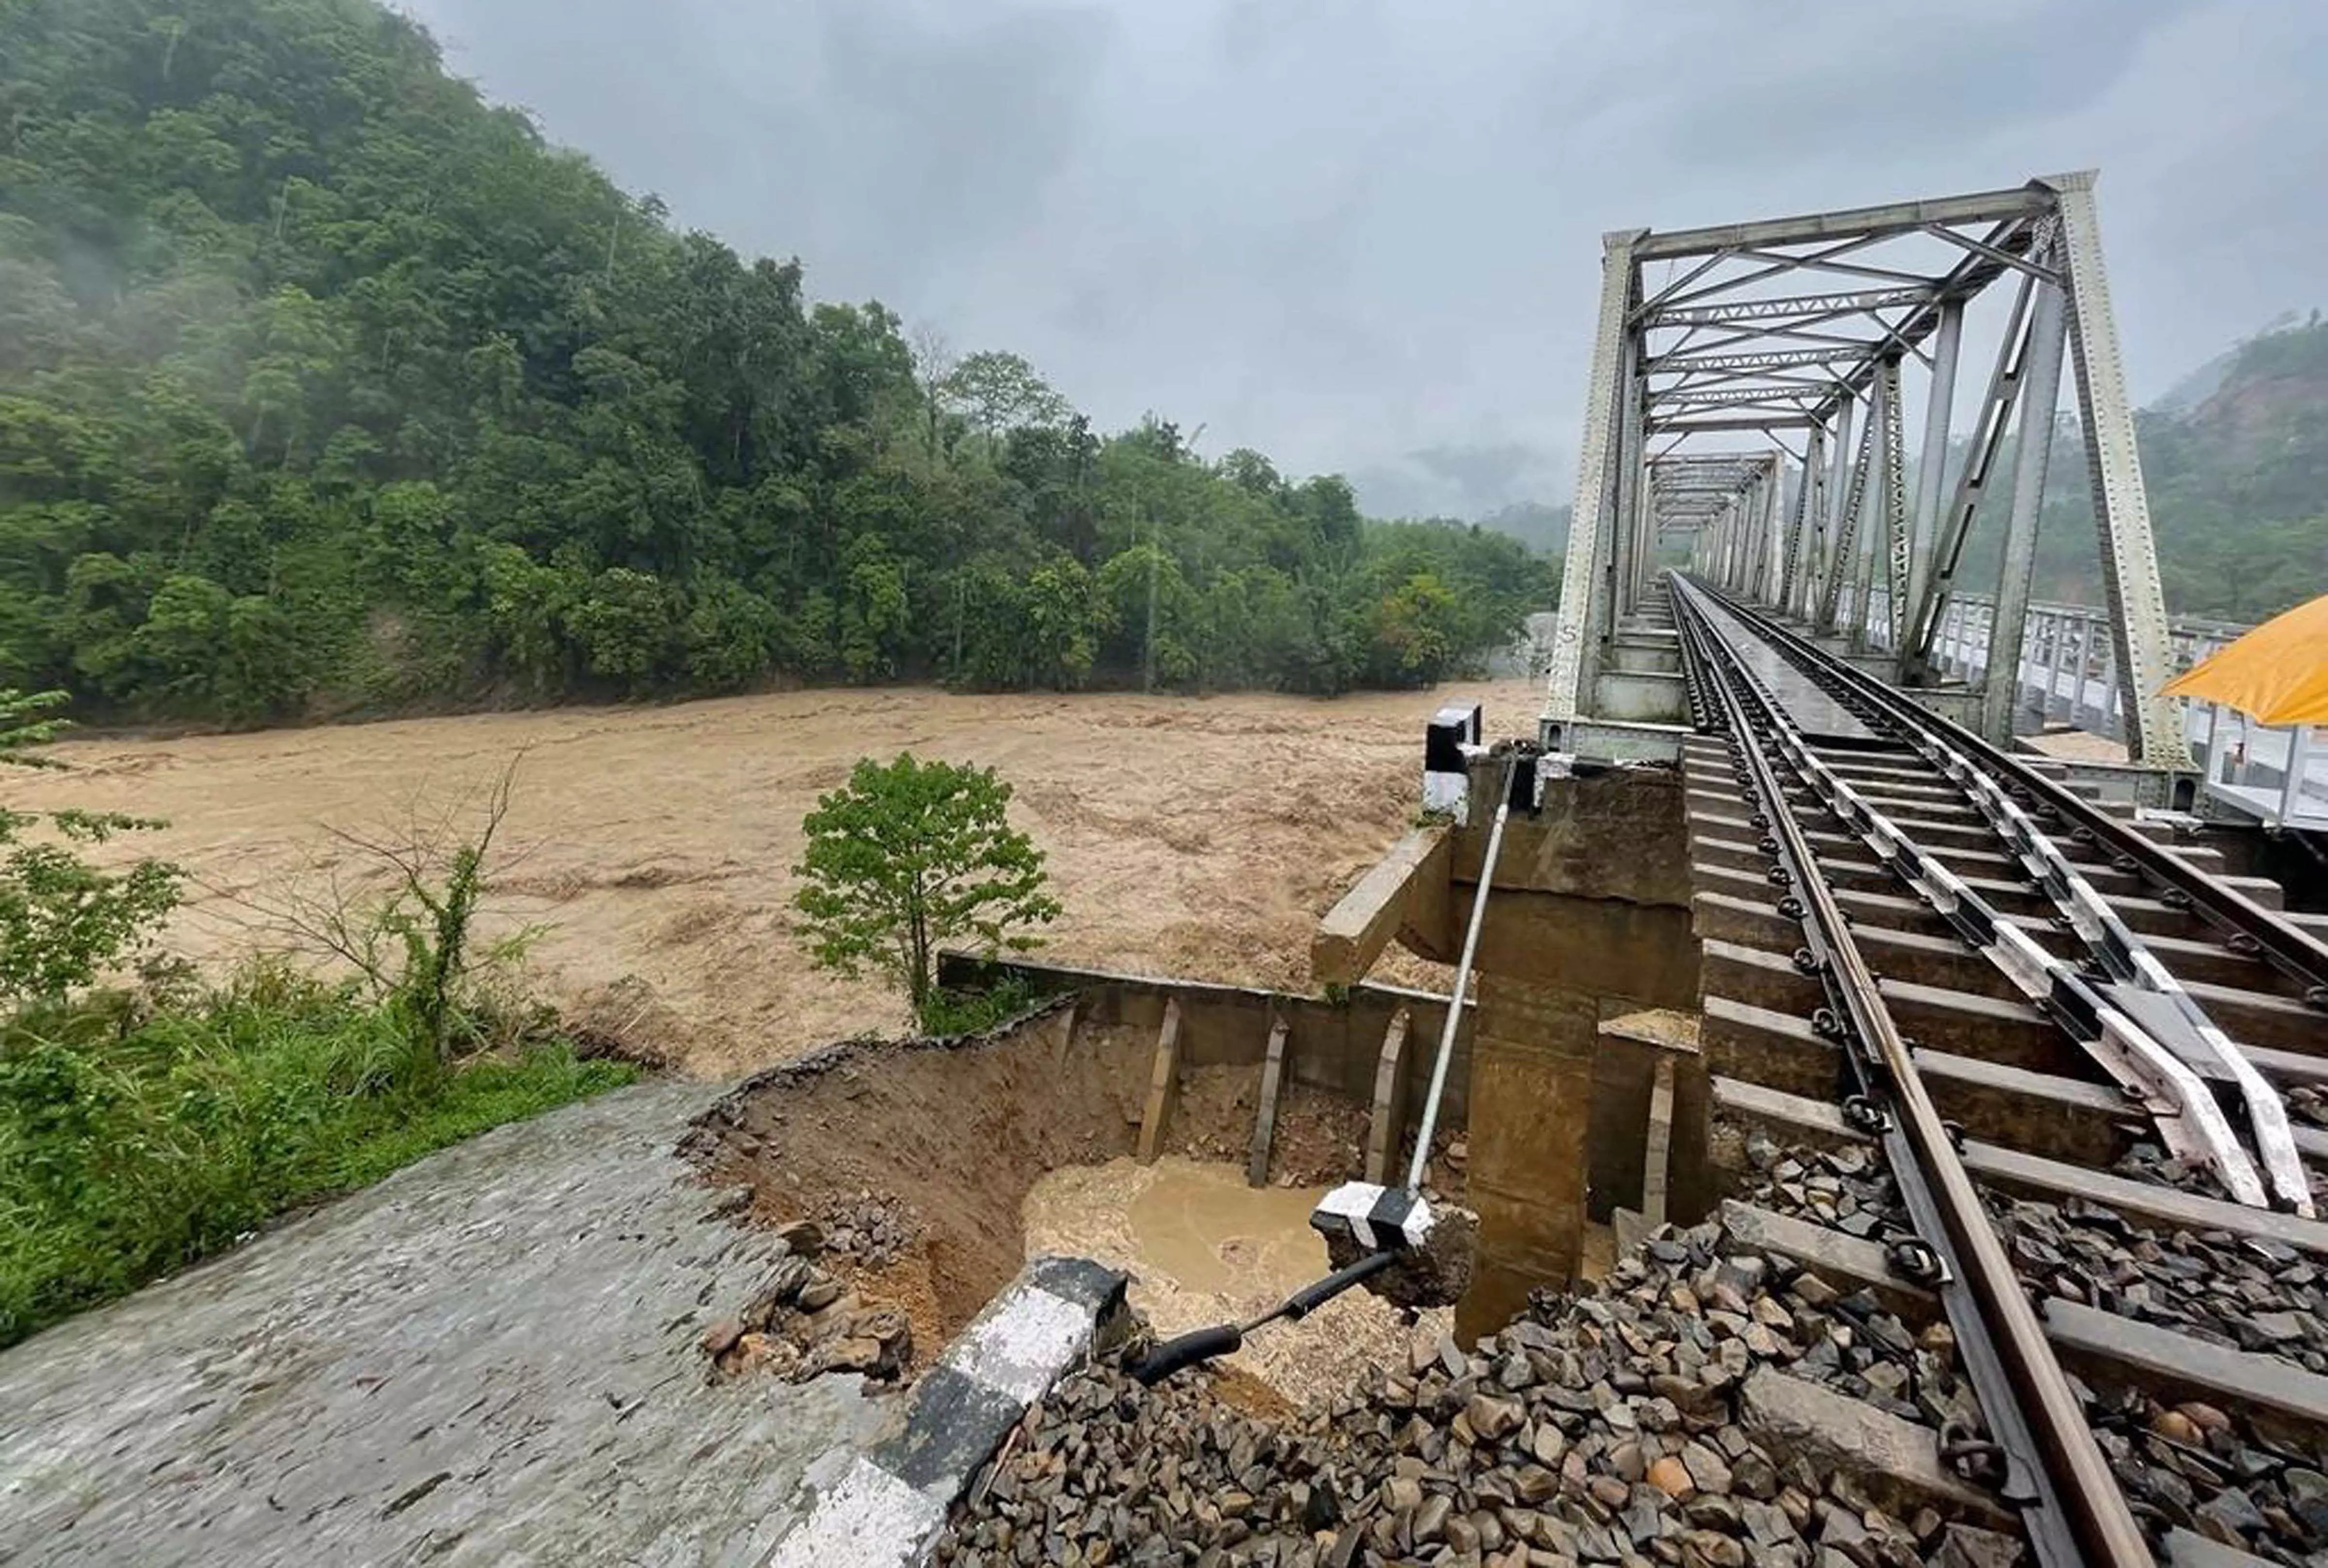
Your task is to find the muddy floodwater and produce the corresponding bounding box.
[1024,1156,1444,1407]
[17,678,1538,1075]
[1124,1162,1330,1298]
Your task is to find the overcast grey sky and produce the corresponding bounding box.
[396,0,2327,518]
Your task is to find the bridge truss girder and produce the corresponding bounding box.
[1542,172,2190,769]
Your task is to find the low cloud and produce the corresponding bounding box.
[400,0,2328,514]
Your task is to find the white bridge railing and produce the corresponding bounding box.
[1827,586,2324,830]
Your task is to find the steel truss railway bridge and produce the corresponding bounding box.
[1453,173,2328,1568]
[1538,168,2321,831]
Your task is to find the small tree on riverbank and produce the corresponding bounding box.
[0,688,181,1006]
[792,754,1059,1023]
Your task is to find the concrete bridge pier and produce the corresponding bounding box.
[1314,756,1705,1340]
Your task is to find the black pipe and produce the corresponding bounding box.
[1130,1250,1398,1385]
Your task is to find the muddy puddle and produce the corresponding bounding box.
[1125,1163,1330,1297]
[1024,1155,1444,1408]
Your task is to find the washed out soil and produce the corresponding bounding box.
[679,1008,1393,1368]
[1171,1068,1373,1187]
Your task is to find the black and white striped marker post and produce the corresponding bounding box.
[768,1256,1127,1568]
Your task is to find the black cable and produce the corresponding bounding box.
[1130,1250,1399,1385]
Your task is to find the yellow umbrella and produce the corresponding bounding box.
[2160,592,2328,725]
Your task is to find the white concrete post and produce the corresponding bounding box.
[2280,726,2312,824]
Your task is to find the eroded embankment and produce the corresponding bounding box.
[680,1003,1148,1351]
[677,1000,1418,1393]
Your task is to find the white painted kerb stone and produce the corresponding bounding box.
[765,1457,944,1568]
[761,1258,1125,1568]
[940,1284,1091,1405]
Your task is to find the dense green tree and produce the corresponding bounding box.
[1358,571,1460,687]
[792,754,1059,1020]
[945,350,1069,449]
[0,0,1554,725]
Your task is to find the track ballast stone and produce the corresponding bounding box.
[1730,1130,1979,1434]
[938,1207,2020,1568]
[1746,1120,2328,1562]
[1980,1178,2328,1562]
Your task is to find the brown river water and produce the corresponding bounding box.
[1023,1156,1445,1407]
[15,678,1538,1075]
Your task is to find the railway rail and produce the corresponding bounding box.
[1669,570,2328,1568]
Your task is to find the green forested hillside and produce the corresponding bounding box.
[2136,316,2328,620]
[0,0,1549,725]
[1999,318,2328,623]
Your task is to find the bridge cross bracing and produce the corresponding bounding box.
[1540,171,2191,773]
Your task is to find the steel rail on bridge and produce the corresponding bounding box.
[1686,576,2317,1221]
[1689,578,2328,1005]
[1671,573,2151,1568]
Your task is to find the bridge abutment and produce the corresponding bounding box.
[1446,762,1705,1336]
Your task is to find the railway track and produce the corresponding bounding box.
[1669,571,2328,1568]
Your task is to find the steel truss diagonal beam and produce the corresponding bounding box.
[1543,172,2182,778]
[1907,299,1964,624]
[1924,222,2062,285]
[1646,414,1820,434]
[1653,233,1922,313]
[1877,356,1911,649]
[1647,345,1871,373]
[1656,386,1826,408]
[1642,287,1932,328]
[2049,173,2190,767]
[1904,270,2038,673]
[1817,394,1877,632]
[1816,398,1872,628]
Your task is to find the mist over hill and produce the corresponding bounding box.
[0,0,1551,727]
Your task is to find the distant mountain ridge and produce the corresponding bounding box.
[2131,311,2328,620]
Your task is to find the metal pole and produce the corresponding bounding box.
[1407,762,1516,1192]
[2280,726,2310,824]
